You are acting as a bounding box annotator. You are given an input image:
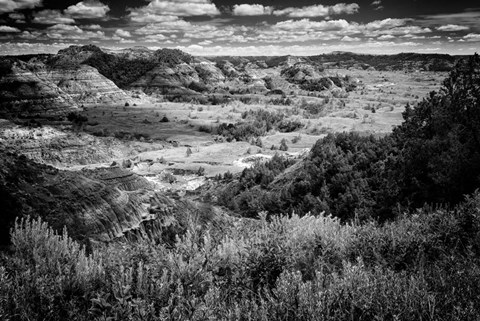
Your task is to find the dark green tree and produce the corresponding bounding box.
[392,53,480,207]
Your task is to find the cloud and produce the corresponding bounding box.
[65,1,110,19]
[436,24,469,32]
[0,25,20,32]
[0,0,42,13]
[168,41,425,57]
[8,13,25,23]
[46,23,105,40]
[82,24,102,29]
[129,13,179,23]
[273,19,351,31]
[185,26,235,39]
[273,3,359,18]
[371,0,383,10]
[377,34,395,40]
[232,4,273,16]
[420,11,480,29]
[18,30,41,39]
[134,20,193,34]
[365,18,409,30]
[33,10,75,24]
[128,0,220,22]
[341,35,361,42]
[365,25,432,36]
[464,33,480,41]
[143,34,168,42]
[115,29,132,38]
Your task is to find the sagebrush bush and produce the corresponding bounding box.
[2,194,480,320]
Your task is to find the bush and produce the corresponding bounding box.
[279,138,288,151]
[2,194,480,320]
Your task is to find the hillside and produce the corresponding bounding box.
[0,149,228,246]
[0,51,129,118]
[1,45,461,117]
[203,54,480,223]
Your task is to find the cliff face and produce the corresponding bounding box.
[0,151,222,245]
[0,54,129,118]
[0,59,77,118]
[46,65,129,105]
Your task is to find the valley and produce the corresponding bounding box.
[0,45,448,240]
[1,45,479,321]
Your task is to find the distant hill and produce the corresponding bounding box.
[0,44,469,118]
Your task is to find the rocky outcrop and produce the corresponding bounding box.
[0,120,133,166]
[46,65,129,105]
[0,150,224,245]
[0,53,129,118]
[0,59,77,118]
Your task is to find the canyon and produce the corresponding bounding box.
[0,45,456,245]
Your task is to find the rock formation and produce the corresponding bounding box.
[0,120,133,166]
[0,49,129,118]
[0,150,224,245]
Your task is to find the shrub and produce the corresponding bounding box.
[291,135,301,144]
[279,138,288,151]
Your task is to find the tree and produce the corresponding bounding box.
[67,112,88,132]
[279,138,288,151]
[392,53,480,207]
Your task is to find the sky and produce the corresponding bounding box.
[0,0,479,56]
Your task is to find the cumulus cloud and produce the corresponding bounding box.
[341,35,361,42]
[365,18,409,30]
[115,29,132,38]
[82,24,102,30]
[128,0,220,23]
[33,10,75,24]
[8,13,25,23]
[0,0,42,13]
[144,34,168,42]
[0,25,21,32]
[377,34,395,40]
[129,13,179,23]
[232,4,273,16]
[18,30,41,39]
[65,1,110,19]
[46,23,105,40]
[273,19,352,32]
[436,24,469,32]
[464,33,480,41]
[273,3,359,18]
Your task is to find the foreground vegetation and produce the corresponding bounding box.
[1,195,480,320]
